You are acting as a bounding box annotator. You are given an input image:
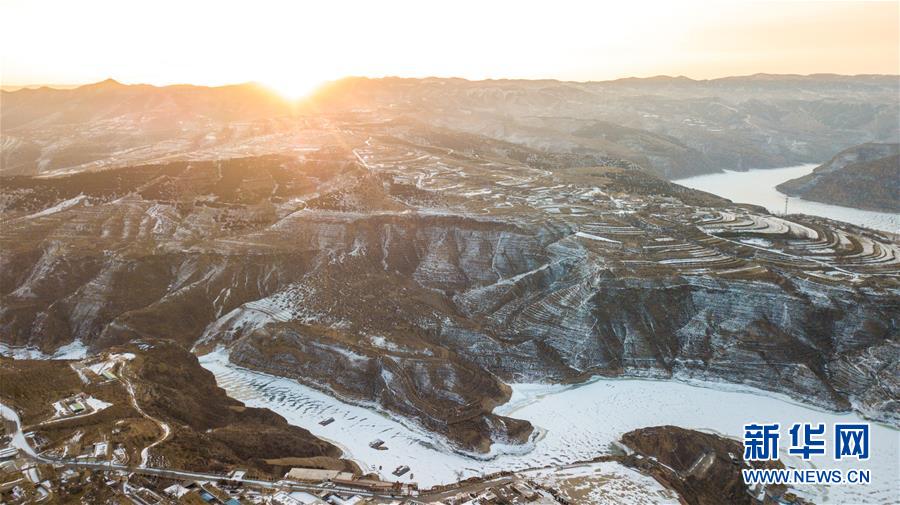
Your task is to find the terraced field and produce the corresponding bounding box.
[2,118,898,454]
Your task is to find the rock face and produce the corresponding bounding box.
[777,143,900,212]
[2,118,899,452]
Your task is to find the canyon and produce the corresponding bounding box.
[2,112,898,454]
[1,78,898,505]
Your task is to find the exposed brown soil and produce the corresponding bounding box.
[621,426,800,505]
[0,357,83,424]
[123,340,355,476]
[1,341,356,478]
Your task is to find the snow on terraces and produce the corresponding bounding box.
[696,211,817,239]
[508,280,606,371]
[694,212,726,224]
[92,197,183,244]
[495,172,544,187]
[788,237,838,257]
[9,198,113,246]
[453,261,564,319]
[842,234,885,260]
[4,193,196,253]
[643,240,745,274]
[354,141,610,220]
[737,216,816,238]
[692,210,900,276]
[2,197,87,241]
[776,225,900,273]
[359,141,550,196]
[578,222,644,238]
[750,249,823,272]
[353,145,426,167]
[837,239,900,274]
[575,231,621,244]
[566,215,764,277]
[729,216,900,274]
[703,209,826,239]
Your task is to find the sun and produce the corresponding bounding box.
[262,75,324,101]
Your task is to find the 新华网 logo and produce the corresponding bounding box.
[741,422,871,486]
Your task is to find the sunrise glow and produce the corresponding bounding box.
[2,0,898,90]
[261,76,326,101]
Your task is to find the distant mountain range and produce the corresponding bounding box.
[3,74,898,179]
[777,143,900,212]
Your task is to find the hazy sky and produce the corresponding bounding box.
[2,0,898,98]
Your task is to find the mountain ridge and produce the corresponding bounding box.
[777,143,900,212]
[5,72,899,93]
[5,73,896,179]
[3,124,898,453]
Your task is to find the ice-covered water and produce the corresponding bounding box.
[200,351,898,504]
[674,165,899,234]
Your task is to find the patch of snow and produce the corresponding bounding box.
[200,350,899,503]
[739,237,774,248]
[84,397,112,412]
[87,352,134,375]
[22,195,87,219]
[0,340,88,360]
[575,231,621,244]
[368,335,400,352]
[523,461,679,504]
[0,343,50,359]
[51,340,89,360]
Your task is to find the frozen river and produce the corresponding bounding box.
[201,351,898,504]
[674,164,898,234]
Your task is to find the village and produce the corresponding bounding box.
[0,422,559,505]
[0,349,562,505]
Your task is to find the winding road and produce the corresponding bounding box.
[119,363,171,467]
[0,400,407,499]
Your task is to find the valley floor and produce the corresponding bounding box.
[201,350,899,504]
